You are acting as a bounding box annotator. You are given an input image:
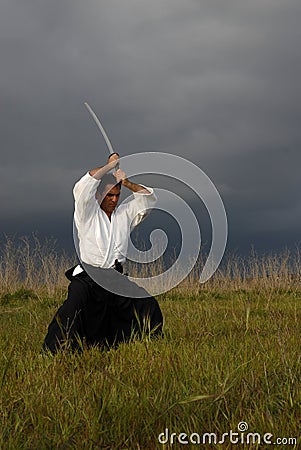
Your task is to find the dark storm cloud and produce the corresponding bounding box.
[1,0,300,254]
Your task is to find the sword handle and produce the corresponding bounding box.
[108,152,120,171]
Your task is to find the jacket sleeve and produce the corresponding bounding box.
[124,186,157,230]
[73,172,100,223]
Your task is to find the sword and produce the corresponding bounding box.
[84,102,119,169]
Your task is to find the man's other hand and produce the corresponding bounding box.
[114,168,127,183]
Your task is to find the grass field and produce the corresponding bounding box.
[0,237,300,449]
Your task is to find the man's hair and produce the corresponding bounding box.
[96,173,122,196]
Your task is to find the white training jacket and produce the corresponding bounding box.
[73,172,157,268]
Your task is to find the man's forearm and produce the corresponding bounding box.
[122,178,151,194]
[90,153,119,180]
[89,166,105,178]
[89,160,116,180]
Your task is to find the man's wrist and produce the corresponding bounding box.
[122,179,150,194]
[122,178,130,188]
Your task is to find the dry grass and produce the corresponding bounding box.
[1,235,300,297]
[0,235,76,298]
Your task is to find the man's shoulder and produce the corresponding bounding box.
[115,201,131,214]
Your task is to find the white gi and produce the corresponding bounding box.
[73,172,157,269]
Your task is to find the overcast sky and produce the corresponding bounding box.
[1,0,301,258]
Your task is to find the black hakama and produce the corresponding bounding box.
[43,266,163,354]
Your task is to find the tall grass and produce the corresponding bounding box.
[0,235,76,298]
[1,235,300,296]
[205,247,301,292]
[0,236,300,449]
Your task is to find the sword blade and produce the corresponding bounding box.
[84,102,115,155]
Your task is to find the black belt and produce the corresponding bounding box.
[114,259,123,274]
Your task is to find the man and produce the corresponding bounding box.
[43,153,163,353]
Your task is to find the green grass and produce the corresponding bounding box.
[0,287,300,449]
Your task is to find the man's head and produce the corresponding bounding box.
[96,173,121,217]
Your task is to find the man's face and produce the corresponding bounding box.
[99,185,121,216]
